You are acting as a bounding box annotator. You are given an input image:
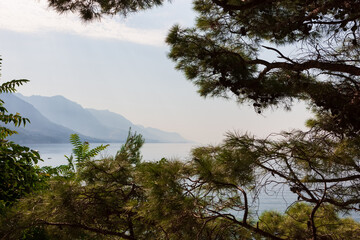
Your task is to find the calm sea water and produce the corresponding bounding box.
[28,142,198,167]
[27,142,359,221]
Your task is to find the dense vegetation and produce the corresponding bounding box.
[1,0,360,239]
[0,59,44,215]
[1,131,359,239]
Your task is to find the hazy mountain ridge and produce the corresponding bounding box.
[86,109,188,143]
[12,93,188,143]
[16,95,113,139]
[2,93,104,143]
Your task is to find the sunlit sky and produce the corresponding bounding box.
[0,0,312,144]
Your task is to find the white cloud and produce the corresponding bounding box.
[0,0,167,46]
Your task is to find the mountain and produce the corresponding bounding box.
[16,95,115,139]
[1,93,104,143]
[135,126,188,143]
[87,109,188,143]
[16,94,188,143]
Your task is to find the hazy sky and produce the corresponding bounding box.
[0,0,312,144]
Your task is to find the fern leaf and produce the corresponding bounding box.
[85,144,109,159]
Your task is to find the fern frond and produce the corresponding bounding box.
[86,144,109,159]
[68,134,109,164]
[69,134,82,148]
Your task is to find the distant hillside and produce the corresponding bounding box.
[87,109,188,143]
[2,94,104,143]
[16,95,115,139]
[16,94,189,143]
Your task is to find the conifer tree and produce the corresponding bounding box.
[164,1,360,238]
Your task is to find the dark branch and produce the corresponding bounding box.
[212,0,275,11]
[306,175,360,183]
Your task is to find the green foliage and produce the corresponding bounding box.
[0,142,44,214]
[167,0,360,133]
[164,2,360,238]
[41,134,109,179]
[0,58,44,214]
[259,203,360,240]
[1,132,259,239]
[138,159,198,237]
[116,130,144,165]
[47,0,165,21]
[0,59,30,139]
[0,132,150,240]
[4,1,360,239]
[66,133,109,164]
[3,130,360,239]
[20,227,49,240]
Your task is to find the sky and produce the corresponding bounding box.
[0,0,312,144]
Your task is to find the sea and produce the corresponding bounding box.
[27,142,359,221]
